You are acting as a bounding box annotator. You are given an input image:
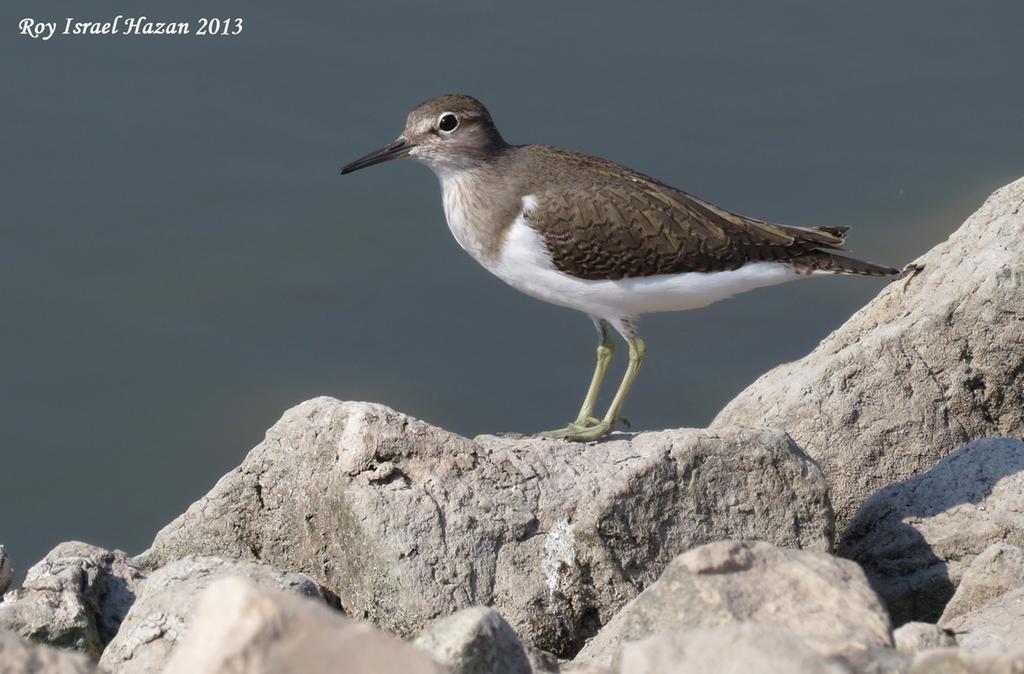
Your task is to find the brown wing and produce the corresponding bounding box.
[524,179,849,281]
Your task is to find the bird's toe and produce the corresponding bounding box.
[537,419,613,442]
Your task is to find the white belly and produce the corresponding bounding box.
[493,217,804,320]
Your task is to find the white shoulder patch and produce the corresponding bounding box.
[521,194,539,215]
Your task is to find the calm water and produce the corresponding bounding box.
[2,0,1023,579]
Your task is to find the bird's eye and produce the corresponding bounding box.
[438,113,459,132]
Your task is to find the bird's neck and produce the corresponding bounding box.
[436,160,523,267]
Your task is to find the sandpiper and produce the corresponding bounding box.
[340,94,900,442]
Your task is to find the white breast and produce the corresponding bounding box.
[440,171,493,265]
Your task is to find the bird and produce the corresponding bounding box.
[339,94,900,442]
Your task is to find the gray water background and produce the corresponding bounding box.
[2,0,1023,578]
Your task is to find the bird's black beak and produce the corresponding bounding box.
[339,138,413,175]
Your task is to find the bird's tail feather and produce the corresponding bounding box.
[791,250,901,277]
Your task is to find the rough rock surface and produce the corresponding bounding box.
[560,665,614,674]
[839,647,913,674]
[838,438,1024,624]
[940,542,1024,624]
[137,398,833,656]
[0,542,144,657]
[892,622,957,653]
[574,540,892,668]
[0,630,100,674]
[162,576,443,674]
[0,546,11,595]
[909,648,1024,674]
[414,606,557,674]
[939,544,1024,653]
[713,176,1024,528]
[942,587,1024,653]
[617,625,851,674]
[100,555,326,674]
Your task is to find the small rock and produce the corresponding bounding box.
[99,555,326,674]
[162,576,443,674]
[414,606,556,674]
[937,542,1024,653]
[713,176,1024,530]
[138,398,834,657]
[0,542,145,657]
[574,540,892,668]
[892,622,956,653]
[0,630,100,673]
[0,546,11,595]
[839,438,1024,624]
[941,587,1024,653]
[940,542,1024,623]
[617,625,852,674]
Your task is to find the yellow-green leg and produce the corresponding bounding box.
[574,320,615,425]
[568,334,646,442]
[541,328,647,443]
[540,320,615,438]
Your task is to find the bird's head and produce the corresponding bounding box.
[340,94,507,177]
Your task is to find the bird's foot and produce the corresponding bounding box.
[538,417,614,442]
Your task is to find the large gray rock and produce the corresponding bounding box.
[713,176,1024,528]
[838,438,1024,625]
[0,630,100,674]
[162,576,443,674]
[414,606,558,674]
[574,540,892,668]
[99,555,326,674]
[0,542,145,657]
[0,546,11,595]
[617,625,852,674]
[137,398,833,656]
